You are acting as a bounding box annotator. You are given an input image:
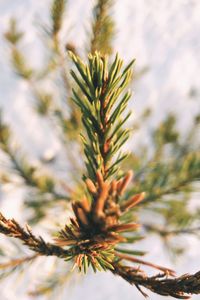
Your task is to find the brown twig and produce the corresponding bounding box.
[0,213,70,258]
[112,264,200,299]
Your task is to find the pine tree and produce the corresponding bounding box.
[0,0,200,299]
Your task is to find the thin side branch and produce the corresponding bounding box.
[0,254,38,270]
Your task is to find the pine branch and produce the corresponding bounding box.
[90,0,115,55]
[51,0,66,37]
[0,213,70,258]
[57,52,200,298]
[4,14,83,188]
[2,1,199,298]
[70,51,134,181]
[4,19,34,79]
[1,50,200,299]
[124,113,199,211]
[0,199,199,300]
[112,264,200,299]
[0,212,199,299]
[4,15,82,176]
[50,0,76,114]
[0,114,70,201]
[28,265,73,297]
[4,15,76,124]
[0,254,38,271]
[0,252,38,281]
[128,151,200,205]
[11,48,34,79]
[4,18,24,45]
[143,224,200,237]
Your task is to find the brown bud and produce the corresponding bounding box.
[93,181,109,219]
[116,179,123,192]
[110,180,117,195]
[80,196,91,213]
[96,170,104,189]
[103,140,110,154]
[85,178,97,194]
[72,202,89,227]
[118,170,134,196]
[65,42,77,55]
[120,192,145,212]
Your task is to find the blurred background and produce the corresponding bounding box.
[0,0,200,299]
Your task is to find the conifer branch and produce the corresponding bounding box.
[28,266,73,297]
[0,213,70,258]
[58,52,200,298]
[1,47,200,299]
[4,13,80,146]
[0,254,38,271]
[1,2,200,299]
[51,0,66,37]
[70,51,134,181]
[128,151,200,206]
[50,0,82,138]
[0,212,199,299]
[0,114,70,201]
[143,224,200,237]
[90,0,115,55]
[4,18,24,45]
[112,264,200,299]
